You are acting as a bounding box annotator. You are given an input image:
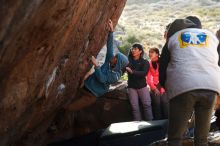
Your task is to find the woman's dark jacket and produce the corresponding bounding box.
[127,58,150,89]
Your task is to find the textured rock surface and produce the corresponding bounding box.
[47,88,132,145]
[0,0,126,145]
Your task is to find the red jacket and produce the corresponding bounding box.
[146,61,165,93]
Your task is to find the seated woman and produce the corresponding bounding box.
[65,19,128,111]
[147,48,168,120]
[126,43,153,121]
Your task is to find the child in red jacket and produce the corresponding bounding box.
[146,48,168,120]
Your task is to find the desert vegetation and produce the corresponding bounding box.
[117,0,220,53]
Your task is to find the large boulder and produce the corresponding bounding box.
[47,86,132,145]
[0,0,126,145]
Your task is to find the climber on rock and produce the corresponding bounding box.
[64,19,128,111]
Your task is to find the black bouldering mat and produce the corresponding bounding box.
[100,120,168,146]
[48,120,168,146]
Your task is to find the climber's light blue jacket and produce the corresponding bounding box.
[84,32,128,97]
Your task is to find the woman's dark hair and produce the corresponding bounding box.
[185,16,202,29]
[149,48,160,70]
[165,23,171,31]
[128,43,144,60]
[167,19,196,39]
[149,47,160,56]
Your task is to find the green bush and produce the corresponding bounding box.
[118,35,141,55]
[118,42,131,55]
[127,35,140,44]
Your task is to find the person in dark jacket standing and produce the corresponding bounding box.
[126,43,153,121]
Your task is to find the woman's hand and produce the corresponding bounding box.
[80,66,94,88]
[107,19,114,32]
[154,88,161,96]
[91,56,97,67]
[126,67,133,74]
[160,87,165,95]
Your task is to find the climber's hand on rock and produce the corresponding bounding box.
[107,19,114,32]
[91,56,97,67]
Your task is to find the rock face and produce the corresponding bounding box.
[47,88,132,144]
[0,0,126,145]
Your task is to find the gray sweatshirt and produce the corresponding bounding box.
[166,28,220,99]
